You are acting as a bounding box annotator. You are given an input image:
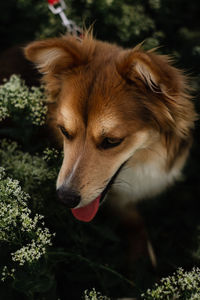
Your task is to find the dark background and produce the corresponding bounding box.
[0,0,200,299]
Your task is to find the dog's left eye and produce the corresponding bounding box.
[58,126,73,140]
[100,137,123,150]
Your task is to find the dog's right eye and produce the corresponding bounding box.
[58,126,73,140]
[100,137,123,150]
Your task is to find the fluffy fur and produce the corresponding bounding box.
[25,34,196,213]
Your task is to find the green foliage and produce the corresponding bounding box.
[142,267,200,300]
[0,75,47,125]
[0,139,59,212]
[0,167,54,282]
[84,288,110,300]
[0,139,57,190]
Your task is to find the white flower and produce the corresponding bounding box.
[142,267,200,299]
[0,170,55,279]
[0,75,47,125]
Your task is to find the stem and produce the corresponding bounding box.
[48,251,135,287]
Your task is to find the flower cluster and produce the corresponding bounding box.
[43,147,60,162]
[1,266,15,282]
[0,139,58,189]
[0,74,47,125]
[0,168,30,242]
[28,86,48,125]
[84,288,110,300]
[11,227,53,266]
[0,168,55,280]
[142,267,200,300]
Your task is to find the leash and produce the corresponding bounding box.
[47,0,82,36]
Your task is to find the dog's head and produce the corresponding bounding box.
[25,34,195,221]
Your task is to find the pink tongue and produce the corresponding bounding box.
[71,195,101,222]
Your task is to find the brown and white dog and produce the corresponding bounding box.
[25,34,196,223]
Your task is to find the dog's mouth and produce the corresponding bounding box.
[71,195,101,222]
[71,162,126,222]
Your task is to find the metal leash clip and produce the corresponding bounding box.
[48,0,82,36]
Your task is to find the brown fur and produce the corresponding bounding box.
[25,34,197,207]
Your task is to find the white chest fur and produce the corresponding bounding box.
[108,147,183,207]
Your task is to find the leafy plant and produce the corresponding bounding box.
[84,288,110,300]
[0,167,55,286]
[0,75,47,125]
[142,267,200,300]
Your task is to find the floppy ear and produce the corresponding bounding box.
[116,48,196,168]
[116,47,190,99]
[115,48,193,132]
[25,36,91,74]
[24,35,94,100]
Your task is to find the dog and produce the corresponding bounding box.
[25,33,196,224]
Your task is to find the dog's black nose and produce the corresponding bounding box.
[57,186,81,208]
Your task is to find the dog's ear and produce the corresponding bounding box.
[116,48,185,97]
[116,48,196,168]
[24,35,95,100]
[25,36,92,74]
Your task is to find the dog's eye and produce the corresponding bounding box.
[58,126,72,140]
[100,137,123,150]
